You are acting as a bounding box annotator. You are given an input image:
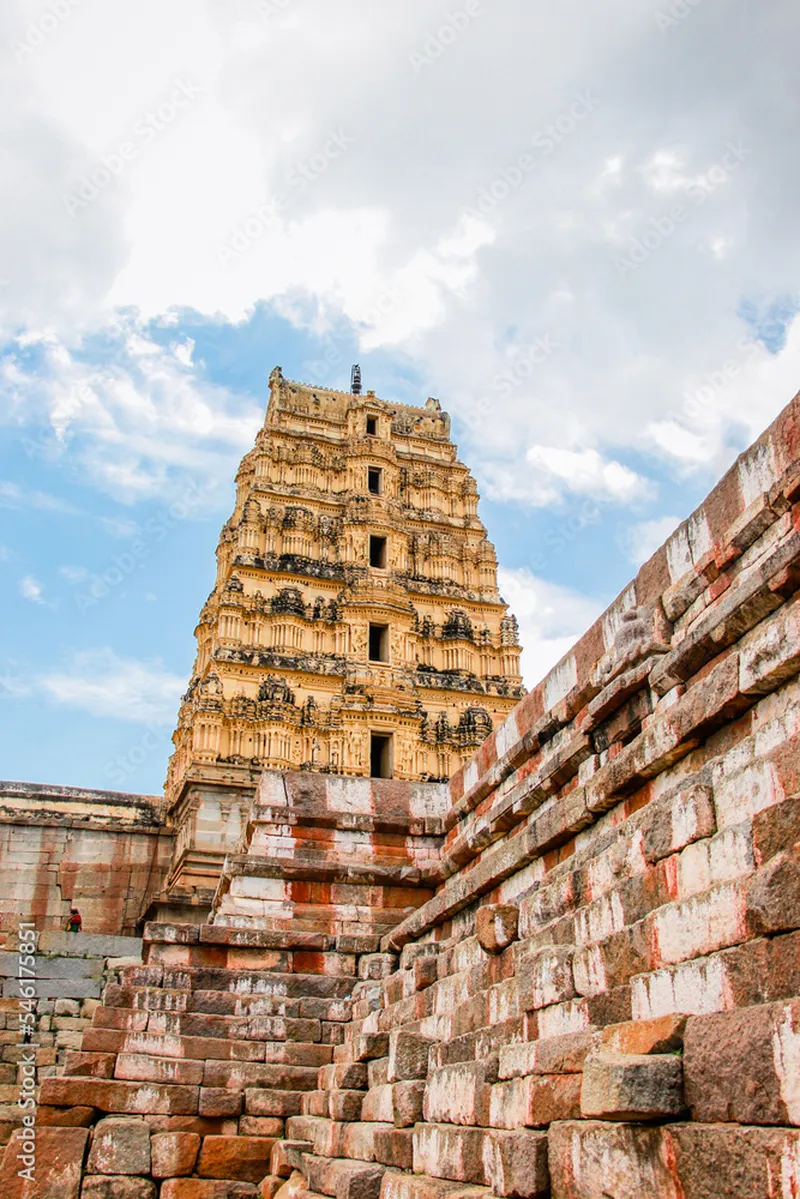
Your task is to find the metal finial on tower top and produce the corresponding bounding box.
[350,364,362,395]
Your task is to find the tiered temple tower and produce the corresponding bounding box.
[162,367,523,909]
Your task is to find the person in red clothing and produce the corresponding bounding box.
[65,907,82,933]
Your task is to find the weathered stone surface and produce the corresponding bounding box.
[580,1052,684,1120]
[489,1073,582,1128]
[160,1183,257,1198]
[197,1135,278,1184]
[85,1117,151,1176]
[549,1120,800,1197]
[3,1127,88,1199]
[475,905,519,954]
[150,1131,200,1178]
[80,1180,156,1199]
[424,1060,496,1126]
[387,1031,433,1082]
[518,946,576,1011]
[684,999,800,1124]
[746,845,800,935]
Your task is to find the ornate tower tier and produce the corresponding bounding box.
[162,368,523,910]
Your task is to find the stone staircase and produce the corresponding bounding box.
[0,931,142,1150]
[4,771,447,1195]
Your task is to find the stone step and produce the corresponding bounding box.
[412,1125,550,1198]
[160,1180,258,1197]
[303,1153,385,1199]
[270,1136,313,1174]
[222,850,438,887]
[289,1116,395,1162]
[146,1010,325,1043]
[3,976,103,1000]
[40,1076,199,1115]
[0,953,105,979]
[146,923,336,951]
[117,964,355,998]
[39,931,143,958]
[145,941,358,976]
[81,1026,332,1066]
[302,1089,364,1121]
[202,1061,322,1090]
[196,1134,279,1185]
[102,983,352,1021]
[244,1088,308,1118]
[380,1173,498,1199]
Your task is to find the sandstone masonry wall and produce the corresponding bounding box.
[273,390,800,1197]
[0,782,172,940]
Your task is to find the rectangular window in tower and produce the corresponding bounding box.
[369,535,388,568]
[368,467,383,495]
[368,623,389,662]
[370,732,393,779]
[366,415,378,436]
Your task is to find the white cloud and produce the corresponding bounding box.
[624,514,682,567]
[19,575,49,605]
[59,565,90,583]
[38,649,184,724]
[1,316,261,503]
[498,565,604,690]
[1,0,799,516]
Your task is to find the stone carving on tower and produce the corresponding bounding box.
[162,367,524,909]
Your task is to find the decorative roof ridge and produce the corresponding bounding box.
[270,366,448,419]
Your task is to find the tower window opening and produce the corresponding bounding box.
[366,415,378,436]
[370,732,392,778]
[369,535,388,569]
[368,467,383,495]
[369,623,389,662]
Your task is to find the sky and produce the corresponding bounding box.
[1,0,800,796]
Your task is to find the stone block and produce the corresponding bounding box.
[641,785,716,864]
[518,946,576,1011]
[600,1015,687,1055]
[482,1128,550,1198]
[38,933,143,959]
[80,1180,156,1198]
[489,1073,582,1128]
[150,1131,200,1178]
[739,594,800,695]
[372,1127,413,1169]
[40,1078,199,1116]
[197,1135,278,1183]
[54,1000,82,1018]
[2,1126,88,1199]
[684,998,800,1124]
[475,905,519,954]
[412,1123,486,1185]
[548,1119,800,1197]
[498,1030,595,1079]
[424,1060,496,1126]
[160,1184,257,1198]
[85,1116,151,1175]
[199,1088,243,1117]
[580,1052,684,1120]
[3,979,103,1000]
[746,845,800,935]
[387,1031,433,1082]
[63,1052,115,1079]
